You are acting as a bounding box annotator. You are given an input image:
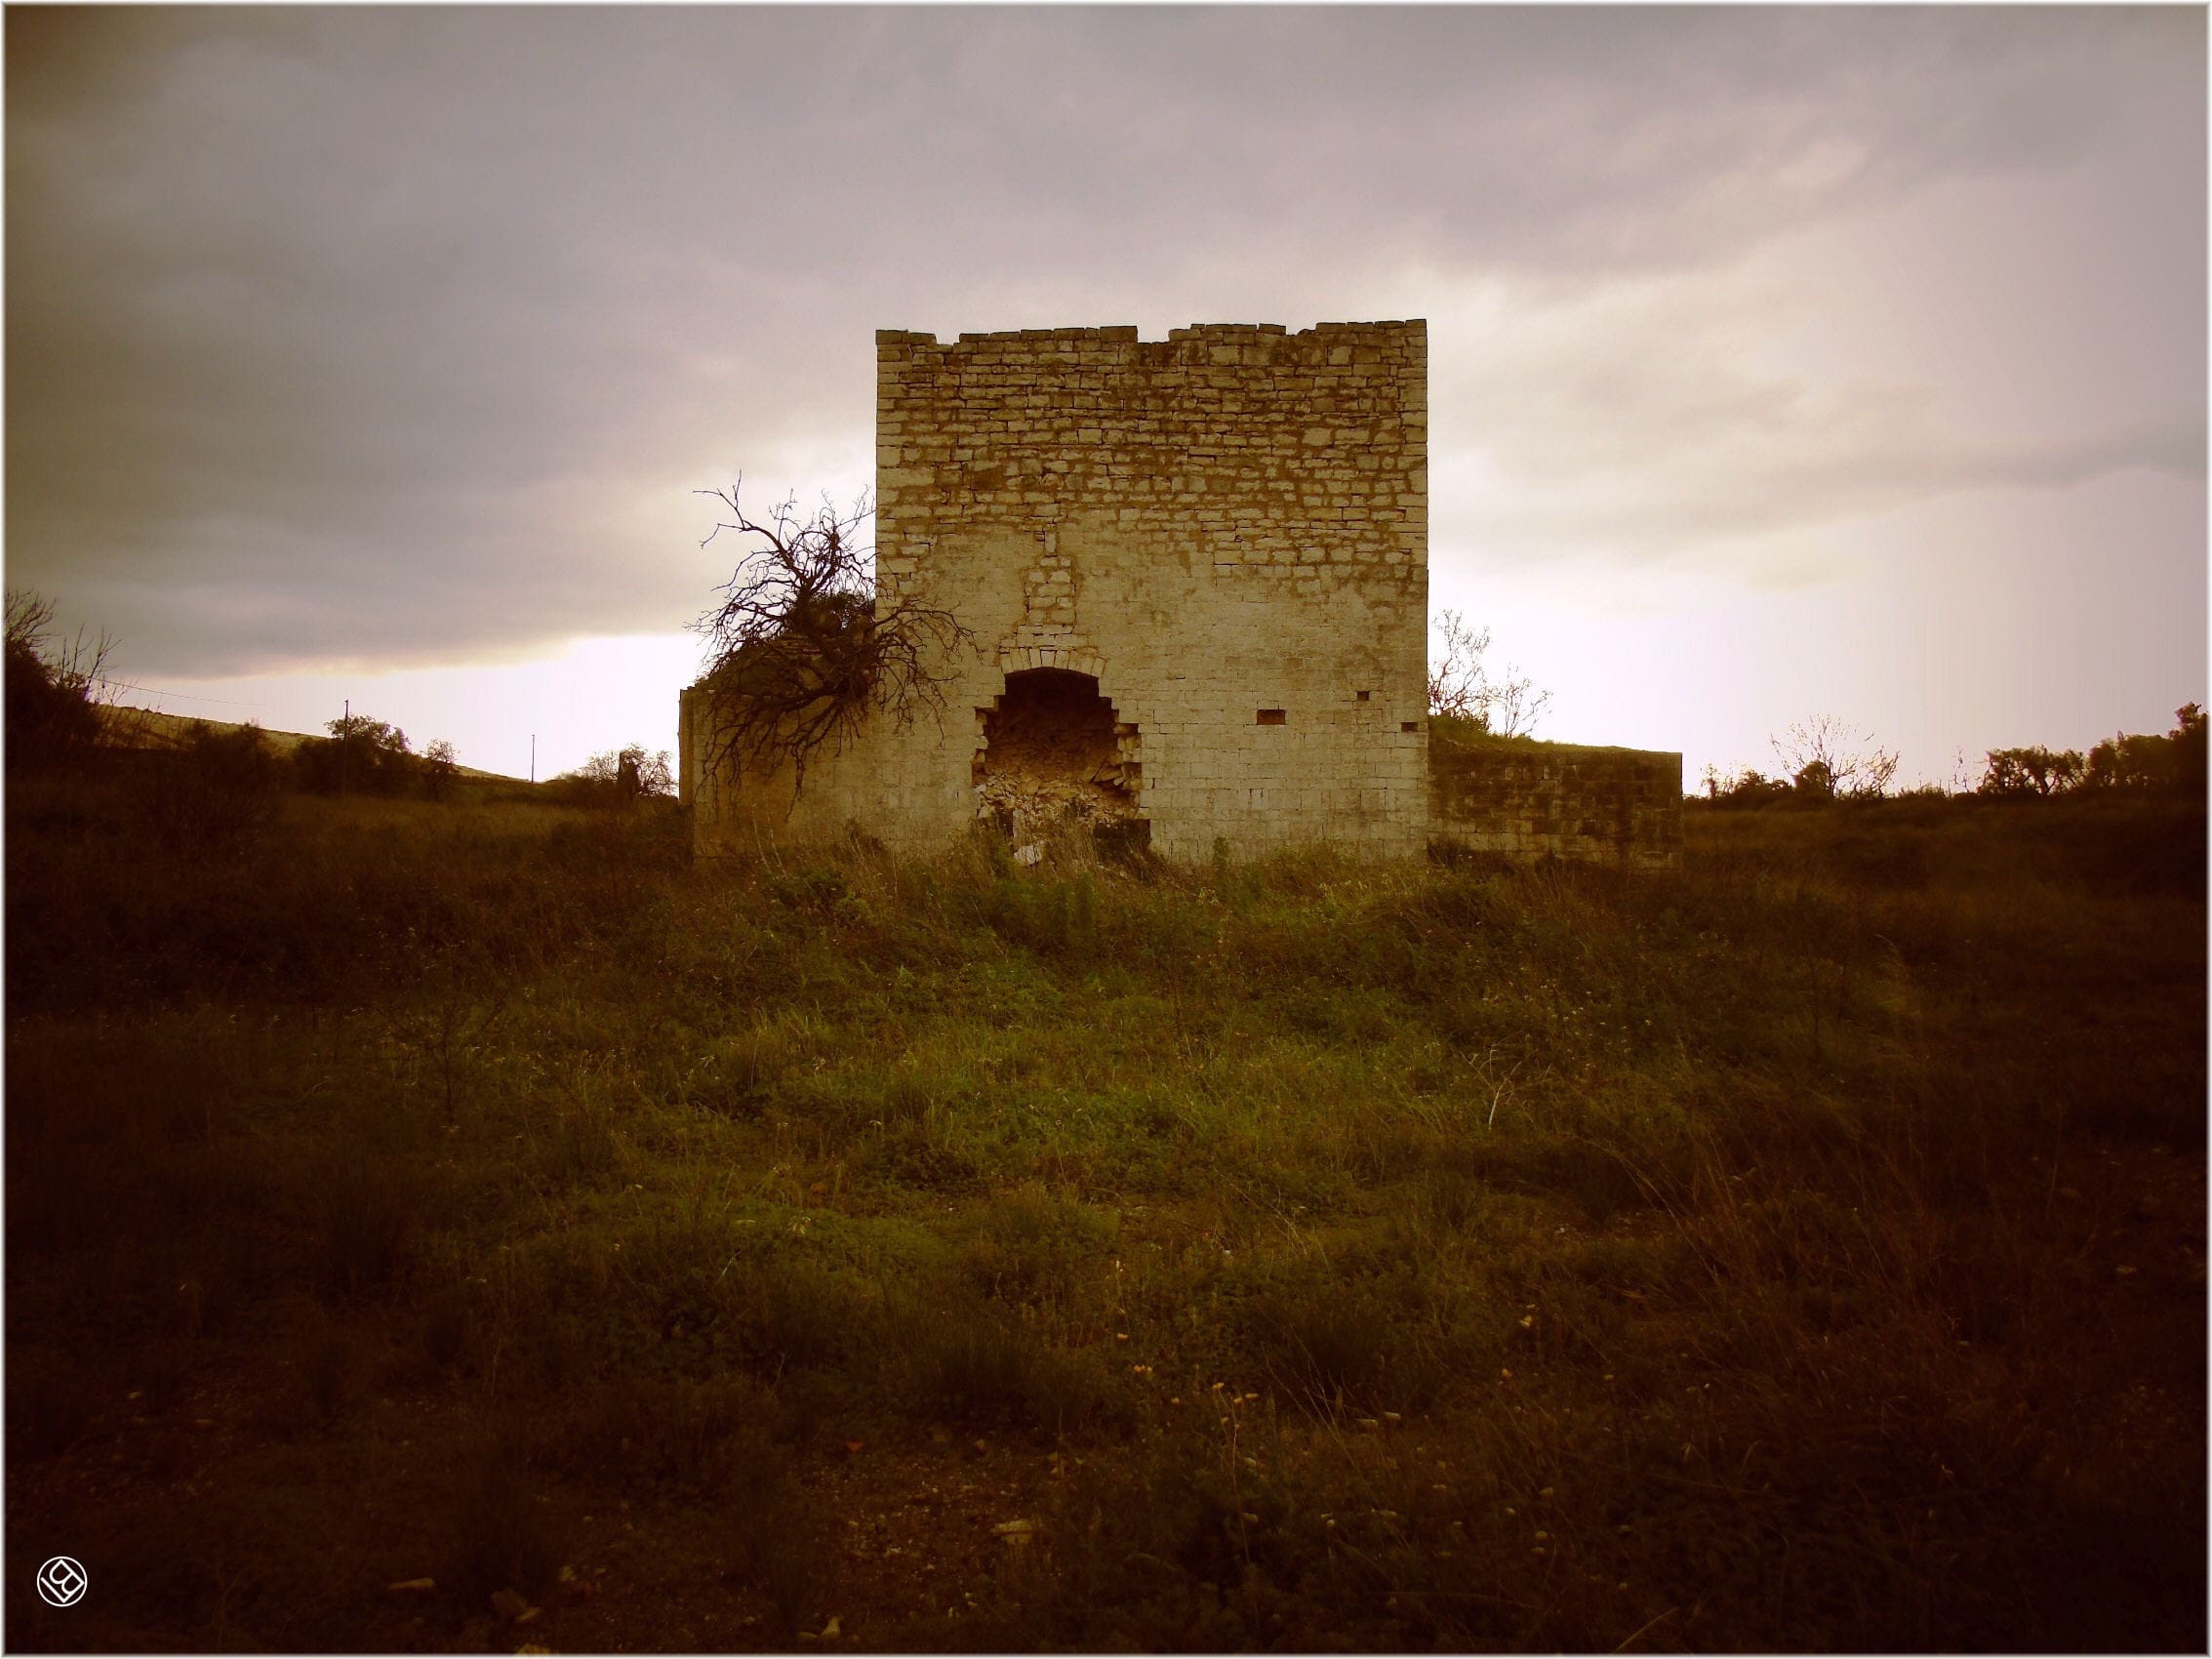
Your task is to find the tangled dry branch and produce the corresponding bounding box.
[1428,610,1551,738]
[692,484,970,791]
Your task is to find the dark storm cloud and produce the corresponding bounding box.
[5,6,2194,674]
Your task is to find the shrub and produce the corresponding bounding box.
[147,722,286,850]
[4,589,105,774]
[767,868,850,916]
[1980,745,2086,798]
[550,744,676,809]
[291,713,419,796]
[422,738,460,801]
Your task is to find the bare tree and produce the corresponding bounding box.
[5,588,119,769]
[691,483,971,791]
[1771,715,1900,801]
[1428,611,1490,722]
[1483,667,1553,742]
[1427,610,1551,738]
[6,589,117,705]
[557,744,675,806]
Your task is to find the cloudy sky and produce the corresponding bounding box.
[8,5,2204,784]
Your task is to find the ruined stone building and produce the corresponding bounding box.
[681,321,1680,868]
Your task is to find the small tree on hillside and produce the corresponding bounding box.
[2174,702,2207,796]
[294,713,418,795]
[423,739,460,801]
[692,483,971,791]
[6,589,114,773]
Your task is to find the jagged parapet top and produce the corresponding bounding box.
[877,320,1425,367]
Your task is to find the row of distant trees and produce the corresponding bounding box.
[290,717,673,806]
[287,714,460,799]
[1976,705,2205,799]
[1702,706,2206,808]
[6,588,674,819]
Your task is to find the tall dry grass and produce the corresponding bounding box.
[6,784,2202,1650]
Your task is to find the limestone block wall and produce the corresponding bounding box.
[1428,735,1683,869]
[684,680,901,854]
[693,320,1431,861]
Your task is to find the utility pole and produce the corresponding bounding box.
[341,698,350,797]
[530,734,536,786]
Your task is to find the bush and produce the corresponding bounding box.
[147,722,286,850]
[422,739,460,801]
[550,744,675,809]
[5,589,104,774]
[292,713,420,796]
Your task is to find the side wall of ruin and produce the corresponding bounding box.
[1427,736,1683,869]
[694,320,1431,861]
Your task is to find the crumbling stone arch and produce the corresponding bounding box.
[974,657,1143,845]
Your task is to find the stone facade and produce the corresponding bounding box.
[683,319,1681,869]
[688,321,1431,861]
[1428,734,1682,869]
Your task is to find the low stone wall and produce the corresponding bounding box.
[1428,734,1682,869]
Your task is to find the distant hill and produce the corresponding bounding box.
[95,705,524,782]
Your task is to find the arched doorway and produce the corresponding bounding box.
[976,668,1142,840]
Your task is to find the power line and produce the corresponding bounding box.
[103,679,266,710]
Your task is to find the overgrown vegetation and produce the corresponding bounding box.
[6,587,670,833]
[1980,702,2208,799]
[1427,609,1551,737]
[6,588,112,774]
[691,486,972,789]
[550,744,677,809]
[291,714,426,796]
[6,775,2202,1650]
[1704,703,2207,809]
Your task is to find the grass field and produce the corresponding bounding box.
[6,777,2204,1651]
